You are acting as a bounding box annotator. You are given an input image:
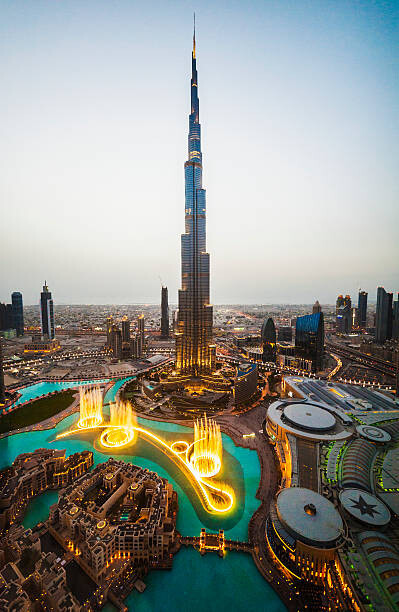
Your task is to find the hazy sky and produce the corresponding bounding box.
[1,0,398,305]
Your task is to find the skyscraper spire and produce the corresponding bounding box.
[175,24,215,376]
[193,13,196,58]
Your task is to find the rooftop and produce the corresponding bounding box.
[277,487,343,547]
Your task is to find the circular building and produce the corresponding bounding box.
[266,487,344,583]
[283,403,336,433]
[340,489,391,526]
[356,425,391,444]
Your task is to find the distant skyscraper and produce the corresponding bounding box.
[0,303,12,331]
[138,314,145,347]
[110,324,122,359]
[376,287,393,344]
[357,290,368,329]
[130,334,143,359]
[175,25,215,376]
[261,318,276,363]
[121,317,131,343]
[312,300,322,314]
[40,281,55,340]
[295,312,324,372]
[278,326,292,342]
[106,316,113,348]
[0,338,5,405]
[393,294,399,340]
[5,304,13,330]
[336,295,345,314]
[336,294,352,333]
[161,286,169,338]
[11,292,24,336]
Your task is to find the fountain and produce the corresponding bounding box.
[77,386,103,429]
[190,414,222,478]
[100,401,136,448]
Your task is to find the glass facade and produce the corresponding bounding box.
[295,312,324,372]
[11,292,24,336]
[261,318,276,363]
[176,32,215,375]
[161,286,169,338]
[40,282,55,340]
[376,287,393,344]
[357,291,368,329]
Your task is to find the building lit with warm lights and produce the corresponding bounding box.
[48,458,177,583]
[175,25,215,376]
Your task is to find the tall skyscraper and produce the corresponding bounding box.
[0,337,5,405]
[40,281,55,340]
[161,286,169,338]
[106,315,113,348]
[11,292,24,336]
[336,295,345,314]
[138,315,145,348]
[357,290,368,329]
[295,312,324,372]
[175,25,215,376]
[110,324,122,359]
[312,300,322,314]
[121,317,131,343]
[393,294,399,340]
[336,294,352,333]
[376,286,393,344]
[261,318,276,363]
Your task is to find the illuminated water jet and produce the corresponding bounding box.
[77,386,103,429]
[100,401,136,448]
[190,415,222,478]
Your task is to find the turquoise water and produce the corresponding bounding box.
[23,490,59,529]
[13,378,113,407]
[126,548,284,612]
[104,377,133,405]
[1,378,286,612]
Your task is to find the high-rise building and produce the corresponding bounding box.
[0,303,13,331]
[175,25,215,376]
[376,287,393,344]
[393,294,399,340]
[261,318,276,363]
[336,294,352,333]
[110,325,122,359]
[138,315,145,346]
[0,304,6,331]
[11,292,24,336]
[336,295,345,314]
[161,286,169,338]
[344,295,352,309]
[312,300,322,314]
[278,326,292,342]
[121,317,131,343]
[0,337,5,405]
[106,316,113,348]
[295,312,324,372]
[40,281,55,340]
[357,290,368,329]
[130,334,143,359]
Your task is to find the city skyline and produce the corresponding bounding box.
[1,1,398,304]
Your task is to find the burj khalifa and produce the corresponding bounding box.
[175,25,215,376]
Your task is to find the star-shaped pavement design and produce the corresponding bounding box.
[350,494,380,517]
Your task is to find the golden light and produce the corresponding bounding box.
[191,415,222,478]
[56,409,235,514]
[77,386,103,429]
[100,401,137,448]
